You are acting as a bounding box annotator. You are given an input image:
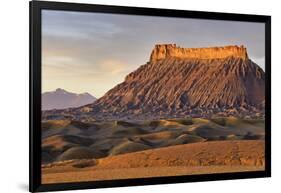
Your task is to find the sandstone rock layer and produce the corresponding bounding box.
[150,44,248,62]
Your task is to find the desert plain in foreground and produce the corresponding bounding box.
[42,140,264,183]
[42,117,265,184]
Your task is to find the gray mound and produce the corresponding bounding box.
[161,134,205,147]
[90,138,128,153]
[56,146,104,161]
[109,141,150,156]
[191,124,232,138]
[72,159,97,168]
[116,121,140,127]
[175,134,205,144]
[61,135,93,146]
[112,127,147,137]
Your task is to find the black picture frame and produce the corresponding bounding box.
[29,1,271,192]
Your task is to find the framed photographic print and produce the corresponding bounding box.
[30,1,271,192]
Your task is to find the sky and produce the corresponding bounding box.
[42,10,265,98]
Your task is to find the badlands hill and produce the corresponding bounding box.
[75,44,265,120]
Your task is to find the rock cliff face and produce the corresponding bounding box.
[150,44,248,62]
[46,44,265,120]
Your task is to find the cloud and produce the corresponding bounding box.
[42,10,265,97]
[42,57,132,97]
[97,59,129,75]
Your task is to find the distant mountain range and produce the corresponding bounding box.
[42,88,96,110]
[43,44,265,120]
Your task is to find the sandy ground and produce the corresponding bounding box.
[42,166,264,183]
[42,140,265,184]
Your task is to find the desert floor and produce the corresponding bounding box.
[42,140,264,184]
